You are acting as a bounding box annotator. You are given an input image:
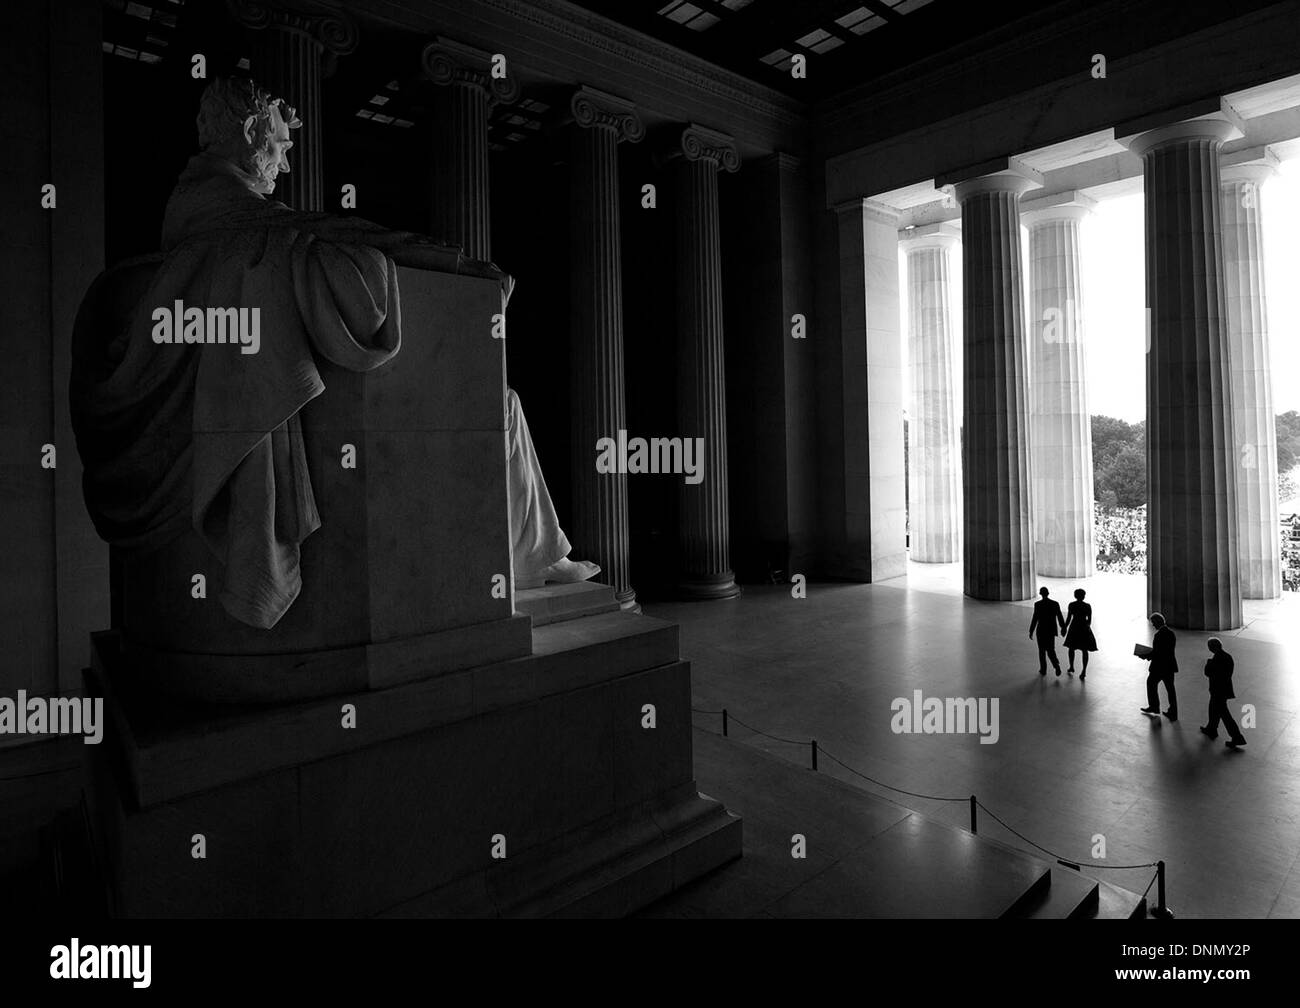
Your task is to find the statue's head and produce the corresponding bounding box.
[196,77,301,194]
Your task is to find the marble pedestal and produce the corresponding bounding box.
[78,260,740,916]
[104,264,529,703]
[83,616,740,917]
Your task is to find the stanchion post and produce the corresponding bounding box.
[970,795,977,834]
[722,709,728,737]
[1152,860,1175,918]
[811,739,818,771]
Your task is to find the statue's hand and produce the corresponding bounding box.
[501,271,516,309]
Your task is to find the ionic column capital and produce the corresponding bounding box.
[567,86,645,143]
[421,37,520,106]
[1116,98,1244,157]
[666,123,740,173]
[227,0,357,54]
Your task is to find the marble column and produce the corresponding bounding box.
[1023,193,1096,578]
[568,88,643,611]
[671,125,741,599]
[1120,107,1242,630]
[230,0,357,213]
[1220,152,1282,599]
[420,38,520,260]
[950,165,1039,601]
[901,224,962,563]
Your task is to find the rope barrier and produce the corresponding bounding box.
[819,747,967,804]
[693,700,1168,909]
[974,799,1159,871]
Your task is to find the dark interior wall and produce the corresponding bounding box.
[721,152,819,583]
[104,0,245,262]
[776,156,817,578]
[620,135,679,597]
[809,159,847,579]
[722,159,790,581]
[494,145,574,530]
[1,0,108,698]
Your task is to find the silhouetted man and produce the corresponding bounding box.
[1200,638,1246,748]
[1029,587,1066,677]
[1140,612,1178,721]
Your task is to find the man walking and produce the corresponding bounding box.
[1029,587,1067,677]
[1200,638,1246,748]
[1140,612,1178,721]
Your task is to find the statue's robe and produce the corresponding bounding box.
[72,153,500,629]
[506,388,570,579]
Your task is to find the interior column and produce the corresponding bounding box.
[568,87,643,611]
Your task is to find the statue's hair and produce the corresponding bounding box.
[195,77,300,189]
[198,78,272,149]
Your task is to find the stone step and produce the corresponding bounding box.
[655,727,1151,919]
[1006,865,1100,918]
[515,581,620,627]
[767,812,1052,918]
[1093,878,1150,919]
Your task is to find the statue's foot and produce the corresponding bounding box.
[516,557,601,589]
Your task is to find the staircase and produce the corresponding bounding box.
[643,726,1151,919]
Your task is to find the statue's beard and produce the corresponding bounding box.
[248,147,283,194]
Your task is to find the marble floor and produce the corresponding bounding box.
[644,563,1300,919]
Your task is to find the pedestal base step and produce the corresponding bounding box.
[83,609,740,917]
[515,581,620,627]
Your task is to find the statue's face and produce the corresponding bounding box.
[243,100,295,193]
[259,102,294,190]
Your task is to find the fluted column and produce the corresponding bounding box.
[421,38,519,260]
[1120,107,1242,630]
[568,88,643,610]
[1221,154,1282,599]
[950,166,1039,600]
[670,125,741,599]
[229,0,357,212]
[901,224,962,563]
[1024,193,1096,577]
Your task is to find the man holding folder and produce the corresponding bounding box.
[1137,612,1178,721]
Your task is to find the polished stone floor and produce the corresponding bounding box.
[645,563,1300,919]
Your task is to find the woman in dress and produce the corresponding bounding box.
[1062,588,1098,679]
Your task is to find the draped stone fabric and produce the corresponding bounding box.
[72,153,482,629]
[506,388,570,577]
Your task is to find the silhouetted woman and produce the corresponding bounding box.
[1063,588,1097,679]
